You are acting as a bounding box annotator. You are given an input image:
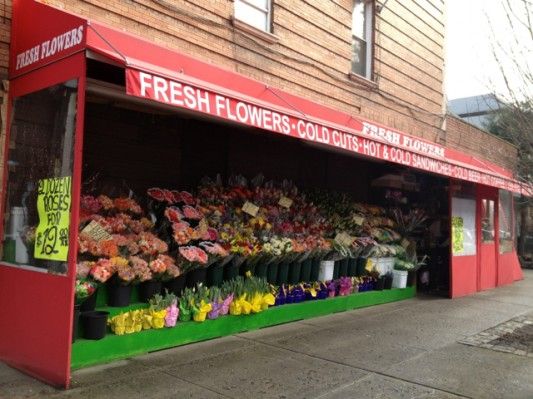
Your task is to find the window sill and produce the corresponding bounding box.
[231,18,279,44]
[348,72,378,89]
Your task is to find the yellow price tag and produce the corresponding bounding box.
[278,196,293,209]
[365,259,374,272]
[242,201,259,217]
[34,176,72,261]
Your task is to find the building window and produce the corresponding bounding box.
[234,0,272,32]
[351,0,373,79]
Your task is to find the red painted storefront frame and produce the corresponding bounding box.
[477,185,499,291]
[0,0,526,387]
[0,52,86,387]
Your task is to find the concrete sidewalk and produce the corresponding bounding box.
[2,271,533,399]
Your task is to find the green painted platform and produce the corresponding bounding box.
[71,286,415,369]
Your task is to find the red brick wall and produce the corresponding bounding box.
[0,0,518,175]
[445,115,518,171]
[37,0,447,140]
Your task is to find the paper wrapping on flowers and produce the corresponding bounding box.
[165,303,179,327]
[149,309,167,329]
[108,310,145,335]
[178,302,192,322]
[192,300,212,322]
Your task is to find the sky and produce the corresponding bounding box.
[445,0,532,102]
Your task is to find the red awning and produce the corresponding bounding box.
[10,1,527,194]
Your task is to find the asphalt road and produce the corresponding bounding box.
[2,270,533,399]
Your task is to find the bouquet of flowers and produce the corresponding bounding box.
[178,246,209,273]
[75,279,97,304]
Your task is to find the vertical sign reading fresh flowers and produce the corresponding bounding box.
[34,177,72,261]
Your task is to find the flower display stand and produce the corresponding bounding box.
[72,286,415,369]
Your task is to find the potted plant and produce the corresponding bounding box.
[392,258,414,289]
[207,287,222,320]
[148,293,168,329]
[191,284,212,322]
[179,287,194,322]
[163,290,179,327]
[220,280,234,315]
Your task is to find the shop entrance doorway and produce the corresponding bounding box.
[478,186,499,290]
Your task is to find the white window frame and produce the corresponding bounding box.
[234,0,272,33]
[351,0,373,79]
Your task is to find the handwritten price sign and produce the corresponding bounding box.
[242,201,259,217]
[34,176,71,261]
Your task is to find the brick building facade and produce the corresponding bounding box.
[0,0,519,182]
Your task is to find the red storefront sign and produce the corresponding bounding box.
[126,69,522,193]
[9,0,86,78]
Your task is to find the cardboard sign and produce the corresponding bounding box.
[353,215,365,226]
[81,220,111,242]
[242,201,259,217]
[34,177,72,261]
[335,232,355,247]
[278,196,293,209]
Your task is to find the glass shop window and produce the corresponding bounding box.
[450,182,476,256]
[499,190,513,253]
[481,198,495,243]
[1,80,78,274]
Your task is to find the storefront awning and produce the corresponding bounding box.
[10,1,528,195]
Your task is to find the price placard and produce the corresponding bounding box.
[401,238,410,249]
[242,201,259,217]
[34,176,72,261]
[353,215,365,226]
[365,258,374,272]
[81,220,111,242]
[278,196,293,209]
[335,232,355,247]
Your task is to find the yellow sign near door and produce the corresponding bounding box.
[34,176,72,261]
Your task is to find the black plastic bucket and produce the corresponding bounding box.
[81,311,109,340]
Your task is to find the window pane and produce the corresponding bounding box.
[235,1,269,31]
[499,190,513,253]
[481,199,495,243]
[2,80,77,274]
[352,0,365,39]
[451,196,477,256]
[240,0,268,10]
[351,36,367,76]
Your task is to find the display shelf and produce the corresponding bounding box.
[72,286,415,369]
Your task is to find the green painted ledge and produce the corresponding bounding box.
[71,286,415,370]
